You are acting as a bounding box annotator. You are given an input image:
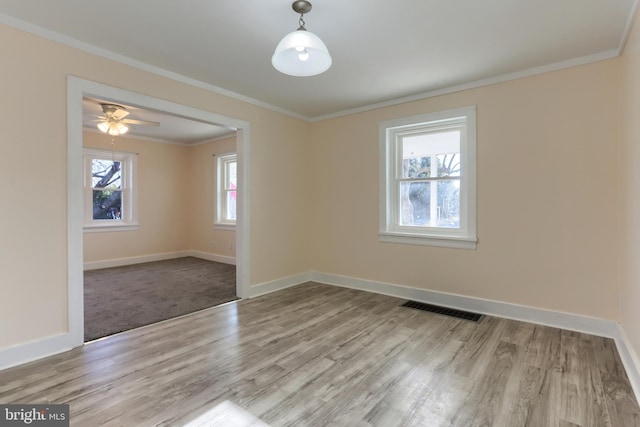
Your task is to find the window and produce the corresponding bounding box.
[379,106,477,249]
[215,153,237,228]
[83,148,138,232]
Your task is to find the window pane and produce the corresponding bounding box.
[436,180,460,228]
[399,180,460,228]
[228,161,237,189]
[437,153,460,177]
[92,159,121,190]
[400,182,430,226]
[226,190,237,220]
[93,189,122,220]
[402,131,460,179]
[402,157,431,179]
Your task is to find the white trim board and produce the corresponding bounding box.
[184,251,236,266]
[614,325,640,404]
[0,333,72,372]
[247,273,312,298]
[83,251,236,271]
[310,272,619,337]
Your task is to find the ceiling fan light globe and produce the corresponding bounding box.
[272,29,331,76]
[97,122,110,133]
[116,123,129,134]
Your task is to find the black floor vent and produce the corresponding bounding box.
[401,301,483,322]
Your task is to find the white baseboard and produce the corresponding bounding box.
[183,251,236,265]
[84,251,236,270]
[0,333,73,372]
[310,272,619,338]
[84,251,189,270]
[248,272,311,298]
[613,325,640,404]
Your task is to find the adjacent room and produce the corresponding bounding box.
[80,98,239,341]
[1,1,640,425]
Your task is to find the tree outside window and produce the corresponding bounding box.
[91,159,122,220]
[83,148,138,232]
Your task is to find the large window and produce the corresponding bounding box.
[83,148,138,232]
[379,106,477,249]
[215,153,237,228]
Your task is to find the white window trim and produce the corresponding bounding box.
[214,152,237,229]
[83,148,138,233]
[379,106,477,249]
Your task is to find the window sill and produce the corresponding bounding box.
[83,223,139,233]
[214,223,236,231]
[378,231,477,250]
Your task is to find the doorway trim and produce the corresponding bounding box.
[67,76,251,347]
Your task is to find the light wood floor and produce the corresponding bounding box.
[1,283,639,426]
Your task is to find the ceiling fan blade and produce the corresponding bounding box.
[122,119,160,126]
[111,109,130,120]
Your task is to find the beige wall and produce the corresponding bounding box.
[83,132,238,264]
[188,136,237,258]
[309,59,621,320]
[621,11,640,361]
[0,23,310,349]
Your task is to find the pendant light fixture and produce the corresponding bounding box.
[272,0,332,77]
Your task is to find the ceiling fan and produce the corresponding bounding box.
[89,103,160,136]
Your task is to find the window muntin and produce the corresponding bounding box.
[380,106,476,249]
[83,149,137,232]
[216,153,237,227]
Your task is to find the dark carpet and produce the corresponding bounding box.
[84,257,237,341]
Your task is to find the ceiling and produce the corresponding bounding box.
[83,97,234,145]
[0,0,636,122]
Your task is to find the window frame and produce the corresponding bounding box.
[215,152,237,229]
[379,106,477,249]
[83,148,138,233]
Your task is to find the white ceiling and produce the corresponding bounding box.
[0,0,636,122]
[82,97,235,145]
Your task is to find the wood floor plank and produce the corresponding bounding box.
[451,316,507,380]
[526,324,564,372]
[591,335,640,426]
[0,282,638,427]
[450,340,520,426]
[502,365,548,426]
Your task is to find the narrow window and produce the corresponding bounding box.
[379,106,477,249]
[215,153,237,228]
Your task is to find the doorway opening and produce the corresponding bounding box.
[67,77,250,347]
